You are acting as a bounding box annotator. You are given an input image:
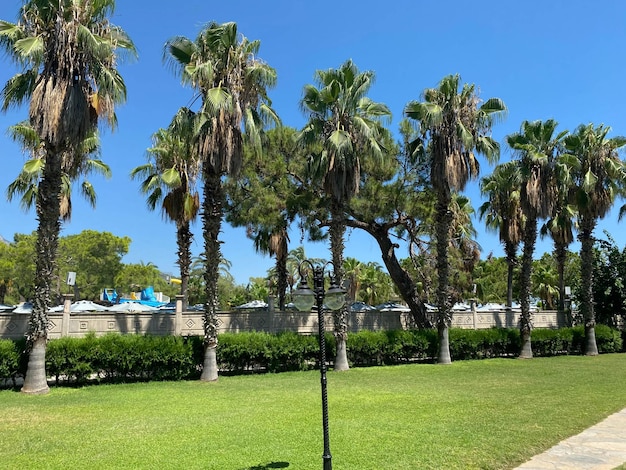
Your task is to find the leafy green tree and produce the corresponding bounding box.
[405,74,506,364]
[592,233,626,328]
[344,120,434,328]
[300,59,391,370]
[131,107,200,310]
[226,127,304,311]
[564,123,626,355]
[114,262,168,297]
[0,0,135,394]
[165,21,277,381]
[57,230,130,300]
[480,161,523,307]
[472,256,510,304]
[507,119,566,358]
[0,241,16,304]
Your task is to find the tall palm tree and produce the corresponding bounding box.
[507,119,567,358]
[479,161,523,307]
[131,107,200,311]
[165,22,277,381]
[564,123,626,355]
[299,59,391,371]
[405,74,506,364]
[1,0,135,394]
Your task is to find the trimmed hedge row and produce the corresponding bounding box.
[0,326,623,386]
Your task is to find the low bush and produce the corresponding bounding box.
[0,339,20,386]
[0,325,624,386]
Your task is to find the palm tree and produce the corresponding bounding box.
[564,123,626,355]
[131,108,200,311]
[0,0,135,394]
[479,161,523,307]
[343,257,363,302]
[165,22,277,381]
[252,227,289,310]
[405,74,506,364]
[531,262,559,309]
[7,122,110,221]
[507,119,567,358]
[299,59,391,371]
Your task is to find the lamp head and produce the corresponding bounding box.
[292,280,316,312]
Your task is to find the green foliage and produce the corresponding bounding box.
[0,327,623,386]
[0,339,20,384]
[592,235,626,328]
[58,231,131,300]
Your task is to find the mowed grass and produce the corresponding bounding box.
[1,354,626,469]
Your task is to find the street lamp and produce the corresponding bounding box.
[292,260,346,470]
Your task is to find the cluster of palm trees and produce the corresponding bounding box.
[480,120,626,358]
[2,2,625,393]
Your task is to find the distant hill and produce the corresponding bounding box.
[0,234,9,245]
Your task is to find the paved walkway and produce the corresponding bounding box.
[515,407,626,469]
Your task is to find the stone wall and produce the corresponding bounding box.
[0,307,567,340]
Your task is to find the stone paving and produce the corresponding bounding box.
[515,407,626,469]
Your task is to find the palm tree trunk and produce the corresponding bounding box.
[578,218,598,356]
[554,242,567,313]
[329,202,349,371]
[435,197,452,364]
[504,241,517,308]
[519,217,537,359]
[22,150,63,394]
[200,166,222,381]
[176,222,193,311]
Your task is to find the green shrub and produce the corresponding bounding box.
[47,333,97,384]
[0,339,20,385]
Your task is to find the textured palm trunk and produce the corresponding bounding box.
[519,217,537,359]
[200,167,222,381]
[435,197,452,364]
[22,150,63,394]
[176,222,192,311]
[504,241,517,308]
[329,202,349,371]
[578,218,598,356]
[554,242,567,314]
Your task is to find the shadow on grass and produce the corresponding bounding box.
[241,462,289,470]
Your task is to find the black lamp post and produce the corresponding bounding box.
[292,260,346,470]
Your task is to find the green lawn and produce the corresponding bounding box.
[1,354,626,469]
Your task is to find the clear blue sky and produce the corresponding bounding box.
[1,0,625,285]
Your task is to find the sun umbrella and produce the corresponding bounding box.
[108,301,158,313]
[70,300,109,312]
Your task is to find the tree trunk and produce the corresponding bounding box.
[22,149,63,394]
[435,197,452,364]
[22,336,49,394]
[176,222,193,311]
[437,323,451,364]
[345,219,432,328]
[554,242,567,313]
[578,218,598,356]
[504,240,517,308]
[329,202,349,371]
[200,167,222,381]
[276,232,288,311]
[518,217,537,359]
